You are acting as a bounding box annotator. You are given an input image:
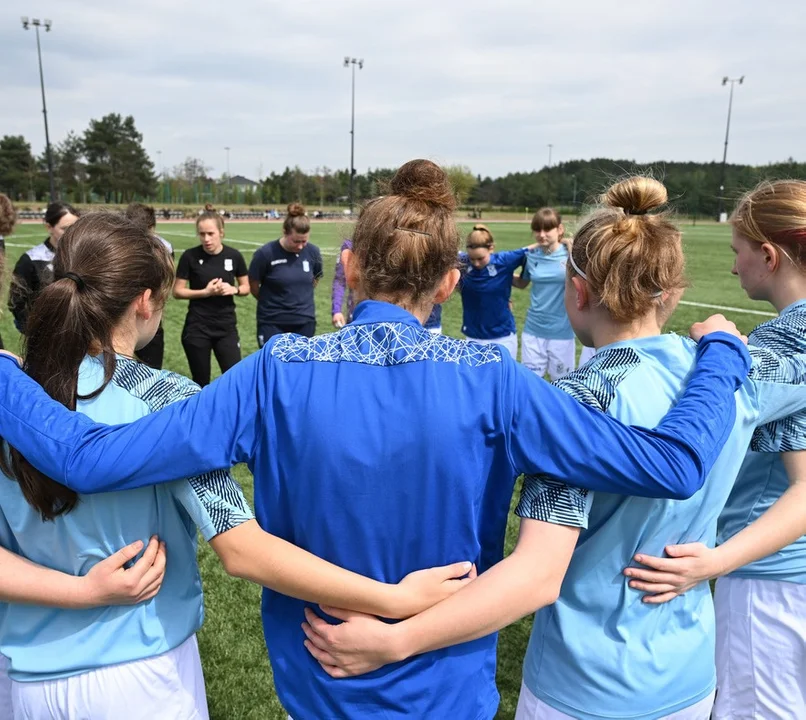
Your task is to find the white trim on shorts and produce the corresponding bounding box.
[515,680,714,720]
[10,634,208,720]
[465,333,518,359]
[714,575,806,720]
[521,333,575,380]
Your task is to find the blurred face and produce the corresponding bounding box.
[198,219,224,254]
[46,212,78,246]
[731,230,772,301]
[467,246,492,270]
[533,224,563,251]
[282,231,310,253]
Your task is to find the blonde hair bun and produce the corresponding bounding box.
[286,203,306,217]
[603,177,667,216]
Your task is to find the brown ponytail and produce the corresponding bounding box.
[0,213,174,520]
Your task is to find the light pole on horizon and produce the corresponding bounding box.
[547,144,553,168]
[344,56,363,214]
[717,75,744,221]
[21,17,56,202]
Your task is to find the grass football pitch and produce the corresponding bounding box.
[4,219,772,719]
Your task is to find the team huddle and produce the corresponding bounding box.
[0,162,803,720]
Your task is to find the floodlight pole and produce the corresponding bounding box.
[22,17,56,202]
[718,75,744,220]
[547,144,553,168]
[344,57,363,213]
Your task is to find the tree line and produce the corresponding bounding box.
[1,114,803,216]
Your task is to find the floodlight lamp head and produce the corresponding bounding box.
[739,76,745,84]
[344,57,350,66]
[722,76,728,86]
[31,18,40,26]
[358,59,364,69]
[21,16,29,28]
[44,19,52,31]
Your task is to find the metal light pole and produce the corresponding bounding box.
[21,17,56,202]
[547,144,553,168]
[717,75,744,221]
[343,57,363,213]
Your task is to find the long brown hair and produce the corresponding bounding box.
[0,213,174,520]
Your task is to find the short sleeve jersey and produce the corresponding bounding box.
[249,239,323,325]
[515,334,806,720]
[521,244,574,340]
[719,299,806,583]
[175,245,247,331]
[0,356,253,681]
[459,248,527,339]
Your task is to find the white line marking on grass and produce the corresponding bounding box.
[678,300,775,317]
[159,230,341,255]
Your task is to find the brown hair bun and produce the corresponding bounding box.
[390,160,456,211]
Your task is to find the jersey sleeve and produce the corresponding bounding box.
[332,247,347,315]
[175,249,191,280]
[496,248,528,274]
[234,250,248,277]
[747,342,806,452]
[136,371,255,538]
[504,332,751,500]
[519,255,532,283]
[515,476,592,529]
[172,469,254,541]
[248,247,266,282]
[0,348,268,494]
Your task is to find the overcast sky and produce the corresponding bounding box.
[3,0,804,179]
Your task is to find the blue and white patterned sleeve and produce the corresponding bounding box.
[516,475,593,529]
[514,369,605,528]
[747,316,806,452]
[129,366,255,540]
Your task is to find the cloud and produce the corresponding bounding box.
[3,0,803,178]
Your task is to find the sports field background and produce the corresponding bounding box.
[3,220,772,719]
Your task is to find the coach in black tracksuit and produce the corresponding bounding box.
[174,210,248,387]
[9,202,79,335]
[249,203,323,347]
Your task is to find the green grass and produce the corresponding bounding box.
[3,219,772,719]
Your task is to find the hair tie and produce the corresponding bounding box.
[624,209,648,216]
[59,272,86,291]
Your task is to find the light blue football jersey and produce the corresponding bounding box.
[719,299,806,583]
[521,244,574,340]
[517,333,806,720]
[0,356,253,681]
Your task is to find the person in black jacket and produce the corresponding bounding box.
[9,202,79,334]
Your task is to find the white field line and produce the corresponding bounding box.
[678,300,775,317]
[158,231,341,255]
